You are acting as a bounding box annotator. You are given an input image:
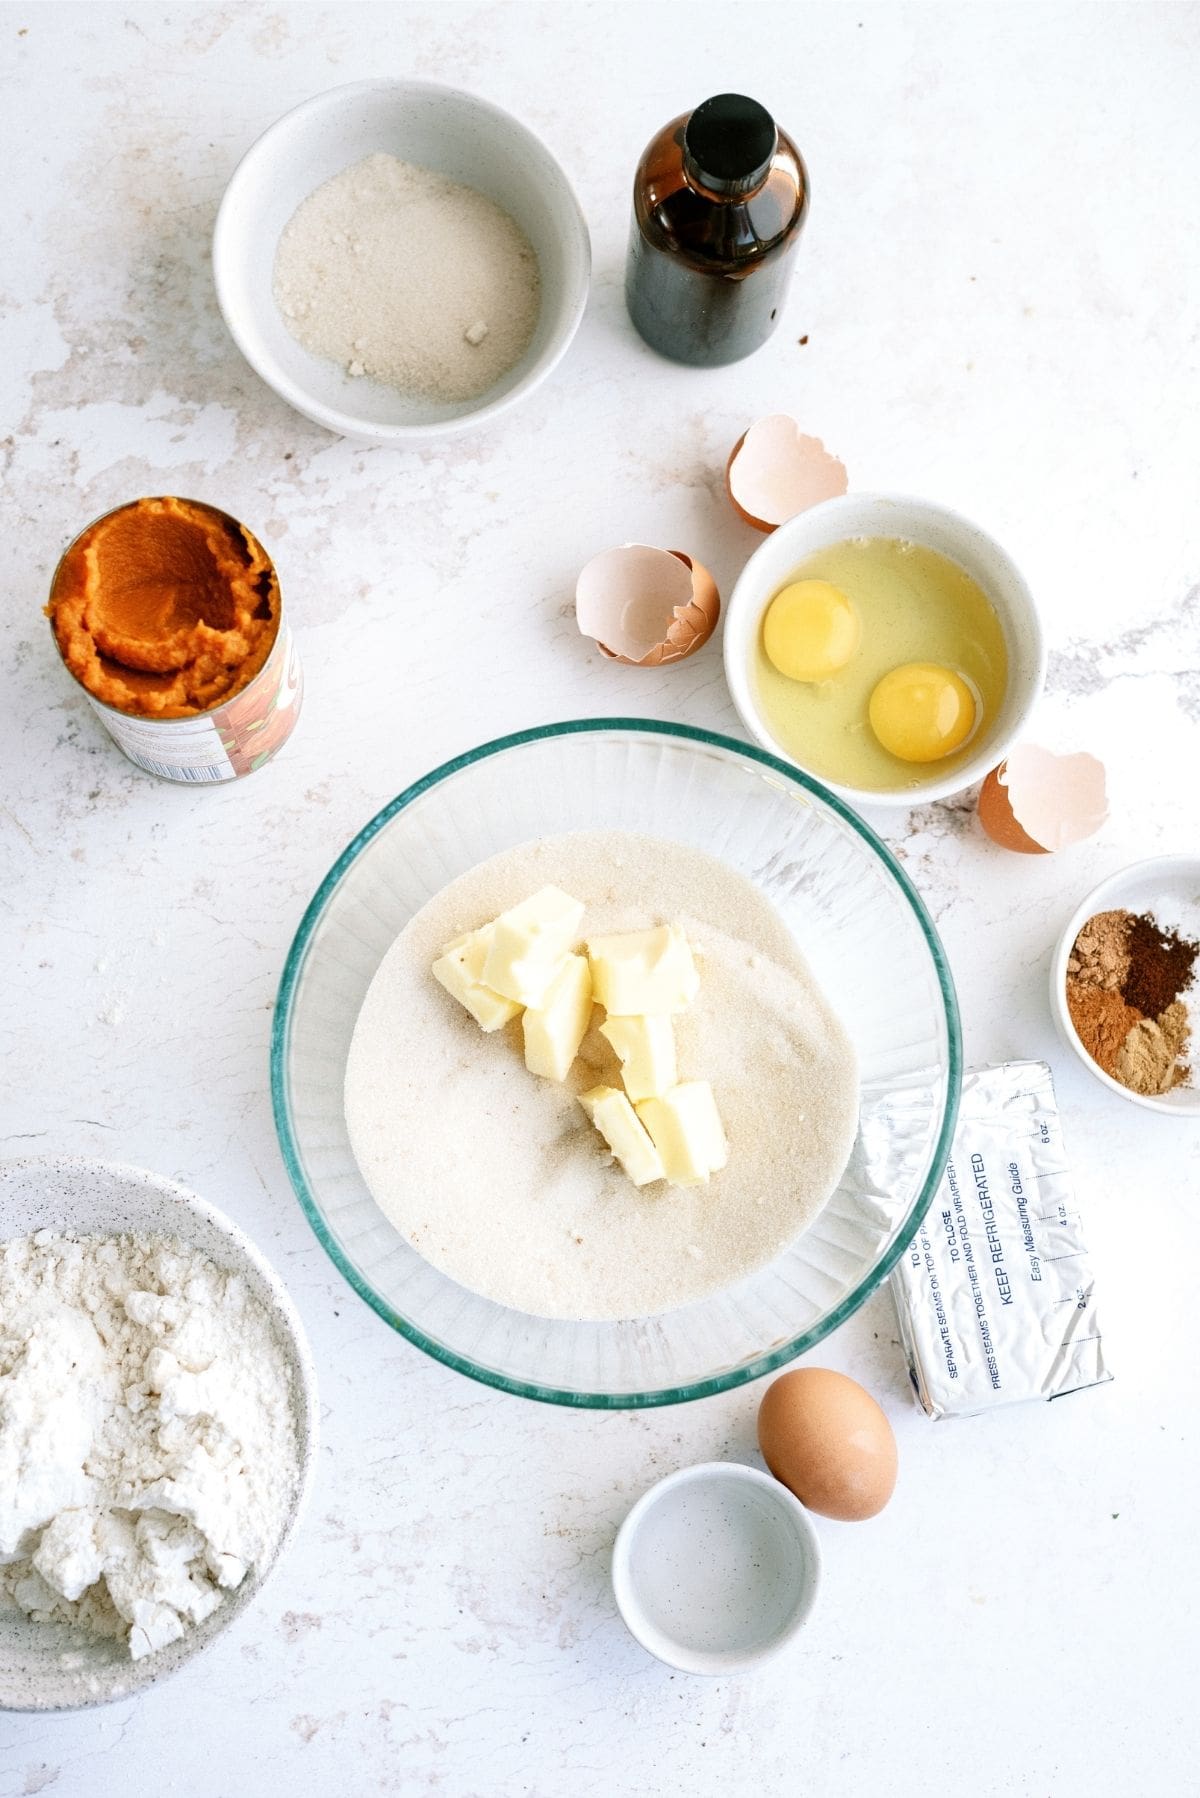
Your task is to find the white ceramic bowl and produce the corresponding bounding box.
[723,492,1046,807]
[1050,855,1200,1117]
[213,79,591,446]
[0,1157,319,1711]
[612,1462,821,1674]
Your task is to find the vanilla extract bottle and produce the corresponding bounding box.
[625,93,809,367]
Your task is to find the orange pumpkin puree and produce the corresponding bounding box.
[47,496,280,718]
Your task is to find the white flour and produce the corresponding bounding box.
[274,152,541,403]
[345,832,860,1321]
[0,1232,299,1660]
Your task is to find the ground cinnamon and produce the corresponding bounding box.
[1067,984,1142,1076]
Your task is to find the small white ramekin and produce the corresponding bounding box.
[1050,855,1200,1117]
[611,1462,821,1675]
[213,80,591,447]
[722,491,1046,807]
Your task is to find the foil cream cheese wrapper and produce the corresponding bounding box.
[886,1060,1111,1419]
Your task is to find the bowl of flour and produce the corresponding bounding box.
[213,79,590,445]
[0,1157,317,1711]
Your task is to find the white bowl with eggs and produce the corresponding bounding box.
[213,79,591,446]
[723,493,1046,807]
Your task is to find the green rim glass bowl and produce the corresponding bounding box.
[272,721,961,1406]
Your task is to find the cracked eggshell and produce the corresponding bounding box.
[575,544,720,667]
[726,415,849,533]
[978,745,1108,853]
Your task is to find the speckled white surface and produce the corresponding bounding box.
[2,3,1198,1794]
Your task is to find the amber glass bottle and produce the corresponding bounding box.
[625,93,809,367]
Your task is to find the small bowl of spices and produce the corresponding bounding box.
[1052,857,1200,1115]
[213,79,590,446]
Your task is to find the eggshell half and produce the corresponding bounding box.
[757,1367,897,1522]
[978,745,1108,854]
[575,544,720,667]
[726,415,849,533]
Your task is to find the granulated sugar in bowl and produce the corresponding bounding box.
[274,151,541,403]
[213,80,591,446]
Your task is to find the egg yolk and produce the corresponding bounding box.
[868,663,977,763]
[762,580,861,683]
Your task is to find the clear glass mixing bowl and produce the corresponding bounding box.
[272,721,960,1406]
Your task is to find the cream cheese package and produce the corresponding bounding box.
[890,1061,1111,1419]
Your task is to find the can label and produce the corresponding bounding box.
[90,621,303,784]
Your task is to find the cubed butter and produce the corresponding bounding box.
[636,1082,728,1186]
[587,925,699,1016]
[483,885,586,1006]
[431,926,522,1032]
[599,1013,677,1103]
[579,1086,664,1187]
[523,954,593,1082]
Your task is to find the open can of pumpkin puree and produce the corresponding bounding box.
[46,496,302,783]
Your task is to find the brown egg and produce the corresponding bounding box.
[575,543,720,666]
[725,431,771,532]
[977,764,1047,854]
[725,414,848,533]
[977,747,1108,855]
[757,1367,897,1521]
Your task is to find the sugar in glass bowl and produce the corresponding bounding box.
[272,720,961,1406]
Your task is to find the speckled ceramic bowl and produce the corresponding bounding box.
[0,1157,318,1712]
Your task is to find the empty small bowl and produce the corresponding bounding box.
[212,79,591,446]
[0,1157,318,1711]
[611,1462,821,1674]
[1050,855,1200,1116]
[723,492,1046,807]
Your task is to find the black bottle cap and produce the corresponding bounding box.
[683,94,778,196]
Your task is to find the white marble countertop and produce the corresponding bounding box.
[2,3,1198,1793]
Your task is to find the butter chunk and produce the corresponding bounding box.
[636,1082,728,1187]
[587,925,699,1017]
[599,1014,677,1103]
[432,926,522,1033]
[483,885,586,1006]
[579,1086,664,1187]
[523,954,593,1082]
